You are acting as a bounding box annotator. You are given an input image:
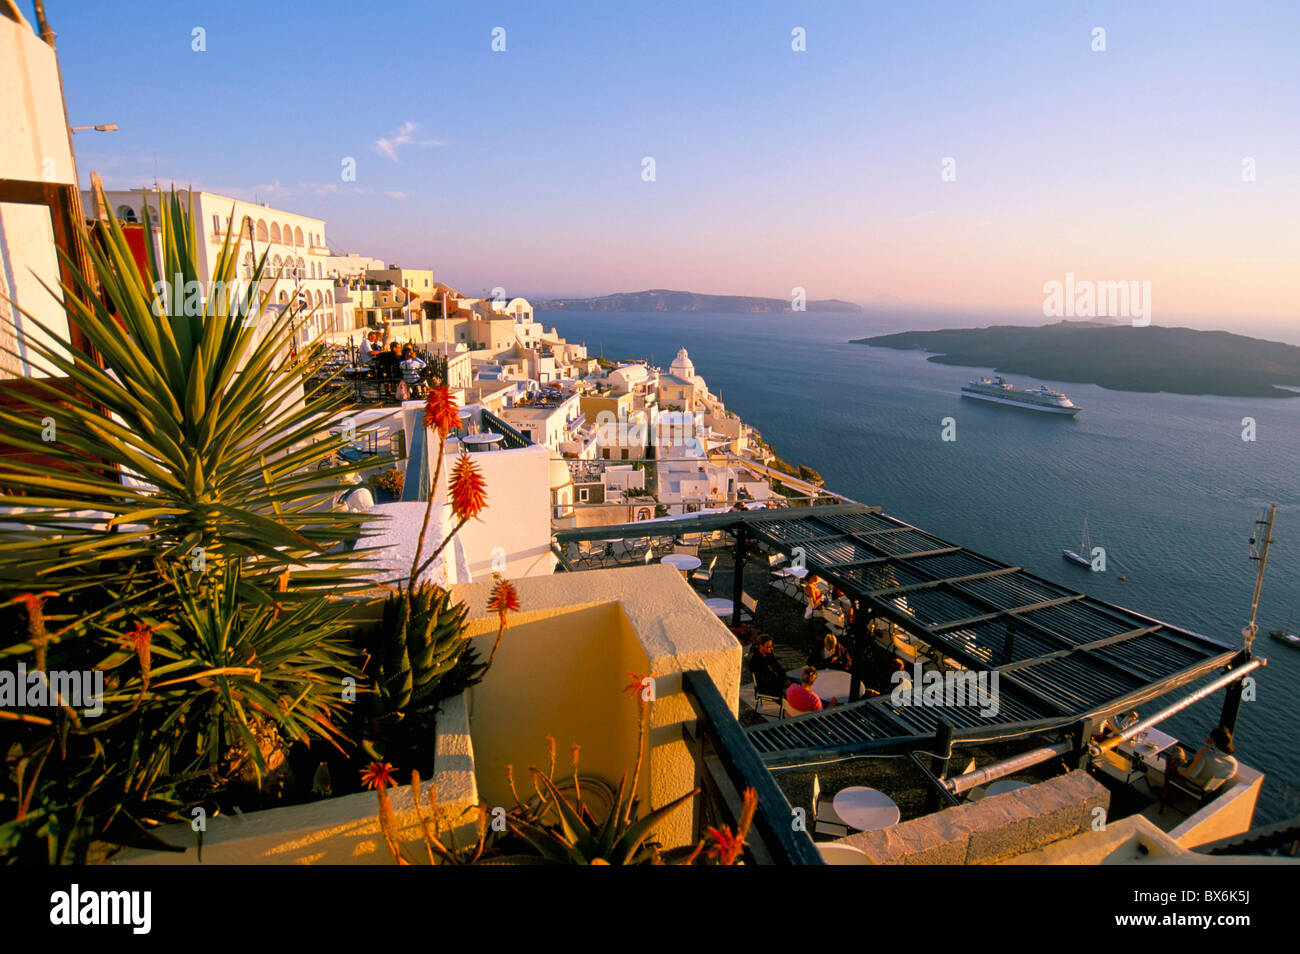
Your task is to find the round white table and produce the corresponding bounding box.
[461,433,503,451]
[782,566,810,579]
[786,668,851,703]
[832,787,900,832]
[662,554,701,571]
[818,843,872,865]
[704,597,734,617]
[985,779,1031,797]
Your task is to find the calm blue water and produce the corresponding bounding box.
[548,309,1300,825]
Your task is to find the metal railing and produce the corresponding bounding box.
[681,670,824,865]
[479,409,532,449]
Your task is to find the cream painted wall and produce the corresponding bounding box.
[434,442,555,579]
[452,566,742,851]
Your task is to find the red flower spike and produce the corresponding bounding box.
[624,672,654,696]
[360,762,398,791]
[487,575,520,626]
[704,824,745,865]
[449,451,487,521]
[122,621,153,677]
[424,384,461,439]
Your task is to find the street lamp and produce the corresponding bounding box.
[70,124,118,132]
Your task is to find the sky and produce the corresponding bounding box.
[48,0,1300,335]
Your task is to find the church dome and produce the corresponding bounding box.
[669,347,695,380]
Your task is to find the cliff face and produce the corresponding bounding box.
[534,289,861,313]
[855,322,1300,398]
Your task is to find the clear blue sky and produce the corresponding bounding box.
[49,0,1300,331]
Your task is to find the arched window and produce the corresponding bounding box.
[115,205,137,223]
[325,291,332,306]
[294,226,304,246]
[297,256,305,273]
[256,219,268,242]
[269,223,281,244]
[314,291,323,307]
[278,290,288,304]
[282,223,292,245]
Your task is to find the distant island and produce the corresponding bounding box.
[533,289,862,313]
[854,322,1300,398]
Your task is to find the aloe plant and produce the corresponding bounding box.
[503,767,698,865]
[363,582,478,759]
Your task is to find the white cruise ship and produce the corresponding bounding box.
[960,376,1081,415]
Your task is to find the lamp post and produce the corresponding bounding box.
[70,124,119,132]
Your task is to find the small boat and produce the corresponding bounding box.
[1063,518,1093,569]
[1271,629,1300,650]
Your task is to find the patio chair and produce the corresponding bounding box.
[823,604,847,637]
[811,774,850,838]
[751,685,788,721]
[767,551,788,570]
[690,555,717,590]
[673,544,699,557]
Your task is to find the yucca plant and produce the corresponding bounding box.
[0,187,380,860]
[0,187,374,599]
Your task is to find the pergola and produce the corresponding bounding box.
[554,503,1246,770]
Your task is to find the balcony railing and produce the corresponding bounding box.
[681,670,824,865]
[478,409,532,449]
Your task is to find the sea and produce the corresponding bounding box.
[545,309,1300,826]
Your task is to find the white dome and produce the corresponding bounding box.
[669,347,695,380]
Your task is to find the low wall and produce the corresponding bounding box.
[107,692,477,865]
[837,771,1110,865]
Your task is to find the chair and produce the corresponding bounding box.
[690,555,717,590]
[752,686,788,721]
[673,544,699,557]
[643,548,654,564]
[767,552,788,570]
[823,604,847,637]
[811,774,850,838]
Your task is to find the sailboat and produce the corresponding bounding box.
[1062,518,1093,569]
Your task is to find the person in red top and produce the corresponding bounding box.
[787,665,835,712]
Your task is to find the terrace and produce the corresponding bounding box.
[553,504,1273,862]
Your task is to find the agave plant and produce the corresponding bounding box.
[0,187,380,859]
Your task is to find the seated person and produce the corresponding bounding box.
[807,633,852,673]
[802,575,826,610]
[786,666,836,712]
[1175,726,1239,793]
[748,635,789,698]
[399,347,426,394]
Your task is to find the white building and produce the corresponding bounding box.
[87,188,342,345]
[498,392,583,454]
[0,10,78,380]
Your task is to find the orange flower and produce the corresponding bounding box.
[122,621,153,681]
[487,575,520,626]
[16,591,56,617]
[624,671,654,696]
[449,451,487,521]
[360,761,398,791]
[704,823,745,865]
[424,384,461,438]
